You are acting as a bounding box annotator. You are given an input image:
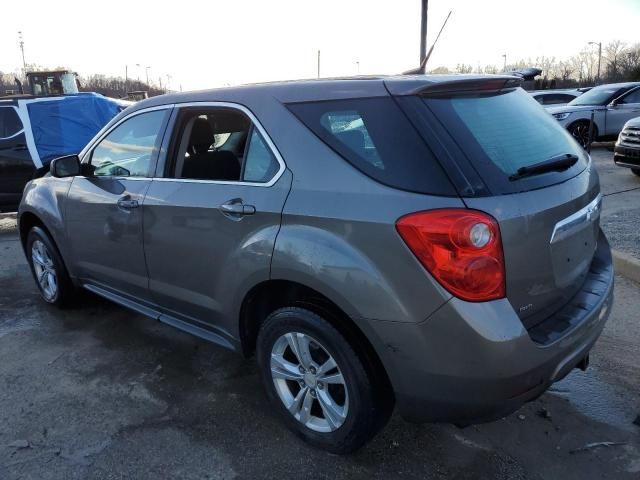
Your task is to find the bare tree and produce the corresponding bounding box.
[604,40,626,82]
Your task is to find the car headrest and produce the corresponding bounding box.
[190,118,214,154]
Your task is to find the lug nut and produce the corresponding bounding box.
[310,389,316,397]
[299,366,305,374]
[309,367,316,375]
[317,382,324,389]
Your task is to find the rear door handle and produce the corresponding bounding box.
[219,202,256,216]
[117,197,139,209]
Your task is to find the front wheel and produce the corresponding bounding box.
[568,121,597,148]
[26,226,75,307]
[256,307,392,454]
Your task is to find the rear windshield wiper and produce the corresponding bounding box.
[509,153,579,181]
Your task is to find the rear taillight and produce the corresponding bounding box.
[396,209,505,302]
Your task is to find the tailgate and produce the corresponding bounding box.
[464,167,601,328]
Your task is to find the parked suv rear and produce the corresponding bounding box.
[18,75,613,453]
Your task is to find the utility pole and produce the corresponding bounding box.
[125,65,128,94]
[145,66,151,86]
[502,54,507,72]
[589,41,602,84]
[420,0,428,65]
[317,50,321,79]
[18,31,26,72]
[166,74,172,92]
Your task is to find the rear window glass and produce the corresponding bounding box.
[422,88,588,193]
[287,97,454,195]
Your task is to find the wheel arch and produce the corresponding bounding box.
[239,279,395,400]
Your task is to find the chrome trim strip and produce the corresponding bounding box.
[78,101,286,188]
[550,194,602,244]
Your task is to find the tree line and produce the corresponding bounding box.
[0,70,166,98]
[2,40,640,97]
[434,41,640,89]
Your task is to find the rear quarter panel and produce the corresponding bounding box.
[262,101,464,323]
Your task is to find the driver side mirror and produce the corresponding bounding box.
[50,155,81,178]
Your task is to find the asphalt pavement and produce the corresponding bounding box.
[0,147,639,479]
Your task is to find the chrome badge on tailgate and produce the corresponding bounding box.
[550,194,602,245]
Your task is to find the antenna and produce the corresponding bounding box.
[403,10,453,75]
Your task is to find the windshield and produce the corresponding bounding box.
[568,85,630,106]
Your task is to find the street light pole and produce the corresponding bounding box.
[502,54,507,72]
[589,41,602,84]
[145,66,151,86]
[420,0,428,66]
[317,50,321,79]
[18,31,26,72]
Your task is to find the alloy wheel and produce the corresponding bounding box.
[31,240,58,301]
[571,123,592,148]
[270,332,349,432]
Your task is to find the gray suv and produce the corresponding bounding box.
[18,75,614,453]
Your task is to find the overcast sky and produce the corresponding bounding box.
[1,0,639,90]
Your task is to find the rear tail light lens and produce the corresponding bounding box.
[396,209,505,302]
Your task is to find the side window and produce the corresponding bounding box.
[620,89,640,105]
[90,110,167,177]
[0,107,23,139]
[242,128,280,182]
[170,107,280,183]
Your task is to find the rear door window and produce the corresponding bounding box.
[287,97,455,195]
[417,88,589,195]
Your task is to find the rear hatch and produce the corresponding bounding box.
[390,77,601,328]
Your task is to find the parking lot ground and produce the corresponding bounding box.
[592,145,640,261]
[1,154,640,479]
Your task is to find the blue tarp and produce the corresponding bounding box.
[27,93,122,163]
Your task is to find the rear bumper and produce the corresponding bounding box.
[365,230,614,424]
[614,144,640,169]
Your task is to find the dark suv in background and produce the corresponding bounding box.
[18,75,613,453]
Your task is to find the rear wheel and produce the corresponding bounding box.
[256,307,392,454]
[26,226,75,307]
[568,121,597,148]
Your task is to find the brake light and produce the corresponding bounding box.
[396,209,505,302]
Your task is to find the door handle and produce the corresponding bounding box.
[117,197,139,209]
[219,201,256,217]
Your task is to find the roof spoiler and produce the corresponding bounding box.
[408,76,523,97]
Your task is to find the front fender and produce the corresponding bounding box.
[19,177,74,270]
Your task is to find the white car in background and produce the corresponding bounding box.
[547,82,640,147]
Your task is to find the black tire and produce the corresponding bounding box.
[632,168,640,177]
[256,307,392,454]
[26,226,75,307]
[568,121,598,148]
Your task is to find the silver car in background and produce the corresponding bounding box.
[18,75,613,453]
[548,82,640,146]
[614,116,640,176]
